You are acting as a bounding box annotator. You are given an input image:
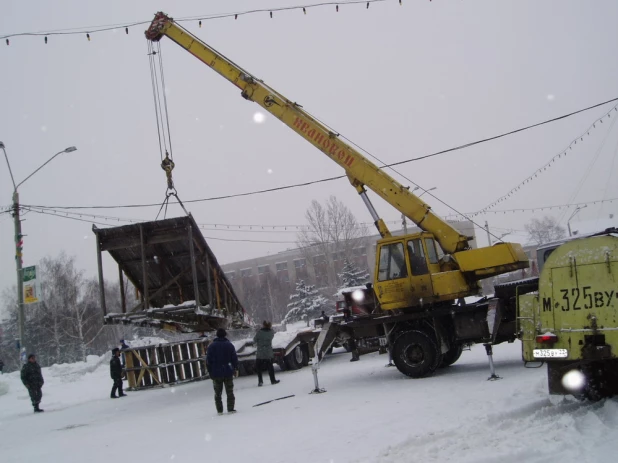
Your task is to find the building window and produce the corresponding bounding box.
[225,271,236,281]
[294,258,306,269]
[353,246,367,257]
[275,262,288,272]
[258,265,269,275]
[313,254,326,266]
[240,268,252,278]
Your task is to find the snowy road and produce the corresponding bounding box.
[1,342,616,463]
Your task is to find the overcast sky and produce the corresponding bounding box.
[1,0,617,304]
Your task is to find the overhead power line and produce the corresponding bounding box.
[21,96,618,211]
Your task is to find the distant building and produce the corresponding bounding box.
[221,220,477,299]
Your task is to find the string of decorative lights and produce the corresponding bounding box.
[19,206,300,244]
[443,196,618,221]
[19,205,410,232]
[475,103,618,216]
[1,0,401,44]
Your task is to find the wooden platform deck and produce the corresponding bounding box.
[93,215,250,332]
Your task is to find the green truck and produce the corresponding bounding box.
[519,228,618,400]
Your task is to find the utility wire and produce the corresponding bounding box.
[22,96,618,211]
[0,1,387,40]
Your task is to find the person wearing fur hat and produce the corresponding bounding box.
[206,328,238,414]
[21,354,44,412]
[110,348,126,399]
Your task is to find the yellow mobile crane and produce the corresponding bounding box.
[145,13,529,378]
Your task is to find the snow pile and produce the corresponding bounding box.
[48,354,107,383]
[0,376,9,396]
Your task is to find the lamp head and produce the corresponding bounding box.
[64,146,77,153]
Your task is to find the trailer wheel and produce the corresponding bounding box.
[440,343,463,368]
[392,330,441,378]
[301,344,310,366]
[285,345,304,370]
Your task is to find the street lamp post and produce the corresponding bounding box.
[1,142,77,362]
[567,205,587,237]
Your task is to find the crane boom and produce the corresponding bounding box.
[145,13,469,254]
[145,12,529,287]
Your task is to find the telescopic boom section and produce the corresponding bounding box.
[145,12,470,253]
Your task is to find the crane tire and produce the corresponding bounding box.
[440,343,464,368]
[392,330,441,378]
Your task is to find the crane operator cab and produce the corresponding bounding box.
[374,232,472,311]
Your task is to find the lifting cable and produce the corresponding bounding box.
[147,40,188,219]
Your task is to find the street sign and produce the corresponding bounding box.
[22,265,41,304]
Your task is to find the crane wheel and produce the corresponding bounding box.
[440,343,464,368]
[392,330,441,378]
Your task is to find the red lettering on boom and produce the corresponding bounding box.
[293,117,304,129]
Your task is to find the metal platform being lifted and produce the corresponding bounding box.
[93,215,250,332]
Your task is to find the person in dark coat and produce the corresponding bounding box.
[110,348,126,399]
[0,358,4,374]
[21,354,44,412]
[206,328,238,414]
[253,321,280,387]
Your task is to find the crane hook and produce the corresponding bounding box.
[161,152,176,190]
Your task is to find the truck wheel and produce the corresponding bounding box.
[285,345,304,370]
[440,344,463,368]
[301,345,310,366]
[392,330,441,378]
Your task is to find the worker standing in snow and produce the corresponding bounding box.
[110,348,126,399]
[206,328,238,415]
[21,354,44,413]
[254,321,280,387]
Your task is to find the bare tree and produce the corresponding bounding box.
[525,216,567,245]
[297,196,369,289]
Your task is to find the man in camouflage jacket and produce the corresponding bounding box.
[21,354,44,412]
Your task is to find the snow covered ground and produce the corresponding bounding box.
[1,342,616,463]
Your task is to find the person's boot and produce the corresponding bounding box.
[34,405,44,413]
[111,395,118,399]
[271,379,280,385]
[258,382,263,387]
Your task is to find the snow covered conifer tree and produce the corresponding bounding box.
[337,259,369,289]
[283,280,328,326]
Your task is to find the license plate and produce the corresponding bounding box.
[533,348,568,358]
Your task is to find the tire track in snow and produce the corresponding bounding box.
[371,398,618,463]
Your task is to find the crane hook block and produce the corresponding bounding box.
[161,153,176,190]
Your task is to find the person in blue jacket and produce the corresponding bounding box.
[206,328,238,414]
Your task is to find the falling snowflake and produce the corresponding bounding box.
[253,112,266,124]
[547,94,555,101]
